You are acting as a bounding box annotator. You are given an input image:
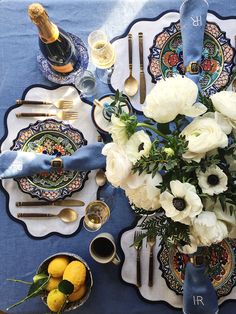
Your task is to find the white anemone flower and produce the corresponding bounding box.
[125,130,152,164]
[160,180,203,225]
[197,165,228,196]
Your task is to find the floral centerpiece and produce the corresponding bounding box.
[102,75,236,255]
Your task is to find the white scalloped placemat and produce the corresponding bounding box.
[0,85,100,238]
[120,217,236,307]
[111,12,236,112]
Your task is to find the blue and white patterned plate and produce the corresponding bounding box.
[37,33,89,85]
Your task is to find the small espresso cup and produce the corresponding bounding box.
[89,233,120,265]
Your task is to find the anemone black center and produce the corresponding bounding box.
[173,197,186,211]
[138,142,144,152]
[207,174,220,186]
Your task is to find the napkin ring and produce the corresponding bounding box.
[185,62,201,75]
[51,156,63,169]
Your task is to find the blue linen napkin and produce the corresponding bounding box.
[183,262,218,314]
[0,143,105,179]
[180,0,209,85]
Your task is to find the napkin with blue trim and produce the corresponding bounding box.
[0,143,105,179]
[180,0,208,85]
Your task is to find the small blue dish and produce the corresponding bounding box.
[91,93,132,135]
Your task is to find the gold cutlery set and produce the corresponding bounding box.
[124,32,146,104]
[134,231,156,287]
[16,199,84,223]
[15,99,78,120]
[14,99,80,221]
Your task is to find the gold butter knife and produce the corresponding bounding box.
[138,32,146,104]
[16,199,85,207]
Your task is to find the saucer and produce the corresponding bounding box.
[37,32,89,85]
[91,94,132,134]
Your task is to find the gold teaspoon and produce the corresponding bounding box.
[124,33,138,97]
[17,208,78,223]
[95,169,107,187]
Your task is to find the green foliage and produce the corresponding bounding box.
[108,89,128,116]
[199,93,215,112]
[138,214,191,248]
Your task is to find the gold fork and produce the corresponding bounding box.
[147,234,156,287]
[134,230,143,287]
[16,99,73,109]
[15,110,78,120]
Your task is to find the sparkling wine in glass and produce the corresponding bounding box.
[88,30,116,84]
[83,200,110,232]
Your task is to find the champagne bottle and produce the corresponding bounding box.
[28,3,79,74]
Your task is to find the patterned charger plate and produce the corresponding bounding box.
[158,238,236,298]
[11,119,88,201]
[37,32,89,85]
[148,21,235,95]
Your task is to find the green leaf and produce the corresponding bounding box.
[58,280,74,295]
[33,273,48,283]
[27,277,49,296]
[7,275,50,310]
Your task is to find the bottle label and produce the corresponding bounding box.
[51,63,74,73]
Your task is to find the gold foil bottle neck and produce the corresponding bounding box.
[28,3,59,43]
[28,3,48,24]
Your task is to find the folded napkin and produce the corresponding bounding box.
[183,262,218,314]
[180,0,209,85]
[0,143,105,179]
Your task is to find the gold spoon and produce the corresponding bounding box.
[95,169,107,187]
[124,33,138,97]
[17,208,78,223]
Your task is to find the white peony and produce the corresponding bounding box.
[160,180,203,225]
[181,116,228,162]
[102,143,132,187]
[192,211,228,246]
[143,75,207,123]
[210,91,236,133]
[125,130,152,163]
[197,165,228,195]
[109,115,128,146]
[178,235,198,254]
[124,172,162,211]
[204,199,236,229]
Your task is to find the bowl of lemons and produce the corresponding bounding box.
[37,252,93,312]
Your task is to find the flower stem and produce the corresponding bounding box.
[137,123,168,139]
[7,278,32,285]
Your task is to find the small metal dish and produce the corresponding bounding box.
[37,252,93,312]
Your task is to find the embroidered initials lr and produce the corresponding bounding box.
[193,295,204,306]
[191,16,202,27]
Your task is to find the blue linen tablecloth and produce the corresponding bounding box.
[0,0,236,313]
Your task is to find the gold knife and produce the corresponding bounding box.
[16,199,85,207]
[138,32,146,104]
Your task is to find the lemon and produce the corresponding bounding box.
[47,288,66,312]
[48,256,69,278]
[68,284,87,302]
[45,277,62,292]
[63,261,86,291]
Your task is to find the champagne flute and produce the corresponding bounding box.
[88,30,116,84]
